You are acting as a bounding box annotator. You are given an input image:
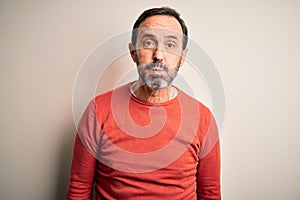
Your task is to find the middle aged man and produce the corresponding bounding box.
[67,7,221,200]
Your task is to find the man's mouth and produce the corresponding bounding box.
[151,67,164,72]
[145,62,168,72]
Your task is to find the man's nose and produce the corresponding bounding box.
[153,47,164,62]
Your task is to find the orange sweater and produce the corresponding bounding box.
[67,83,221,199]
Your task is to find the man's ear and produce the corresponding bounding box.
[179,48,188,67]
[128,43,137,63]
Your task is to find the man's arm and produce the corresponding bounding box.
[67,100,101,199]
[196,112,221,200]
[196,139,221,200]
[67,134,96,200]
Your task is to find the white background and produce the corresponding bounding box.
[0,0,299,199]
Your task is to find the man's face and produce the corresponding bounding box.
[130,15,188,90]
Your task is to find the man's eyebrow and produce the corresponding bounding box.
[141,33,156,38]
[140,33,179,40]
[166,35,179,40]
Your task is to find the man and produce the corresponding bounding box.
[67,7,221,200]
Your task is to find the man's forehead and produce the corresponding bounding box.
[138,15,183,34]
[137,28,183,39]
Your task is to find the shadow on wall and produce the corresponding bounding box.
[53,128,76,200]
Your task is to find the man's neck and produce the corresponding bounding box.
[131,80,176,103]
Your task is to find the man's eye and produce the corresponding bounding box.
[167,42,176,48]
[143,40,155,48]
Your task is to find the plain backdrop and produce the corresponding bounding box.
[1,0,300,199]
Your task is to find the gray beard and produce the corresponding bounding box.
[137,61,180,90]
[141,72,174,90]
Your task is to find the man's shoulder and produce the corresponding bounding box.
[176,87,211,113]
[93,83,131,105]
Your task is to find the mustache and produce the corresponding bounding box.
[145,62,169,71]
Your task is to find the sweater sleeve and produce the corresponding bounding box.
[67,134,96,200]
[196,112,221,200]
[67,100,102,199]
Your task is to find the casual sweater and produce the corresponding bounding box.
[67,83,221,200]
